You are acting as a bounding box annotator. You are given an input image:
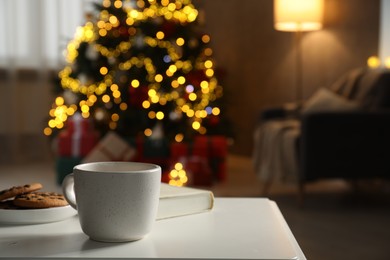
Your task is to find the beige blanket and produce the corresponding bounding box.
[253,119,300,183]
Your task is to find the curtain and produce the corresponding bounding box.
[0,0,99,69]
[0,0,97,163]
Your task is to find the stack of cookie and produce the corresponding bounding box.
[0,183,69,209]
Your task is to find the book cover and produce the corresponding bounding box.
[157,183,214,220]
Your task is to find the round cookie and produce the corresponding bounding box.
[0,183,43,201]
[0,200,22,210]
[13,192,69,209]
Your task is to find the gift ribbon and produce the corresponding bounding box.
[71,113,82,157]
[98,145,134,161]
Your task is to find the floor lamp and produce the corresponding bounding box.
[274,0,324,102]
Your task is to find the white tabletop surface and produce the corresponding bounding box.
[0,198,306,260]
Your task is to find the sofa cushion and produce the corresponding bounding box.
[359,70,390,109]
[302,88,360,114]
[329,67,366,99]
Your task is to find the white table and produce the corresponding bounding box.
[0,198,306,260]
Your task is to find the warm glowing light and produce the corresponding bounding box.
[131,79,140,88]
[48,119,56,128]
[192,121,201,130]
[99,29,107,37]
[66,107,76,116]
[156,31,165,39]
[148,111,156,119]
[156,111,164,120]
[385,57,390,68]
[102,0,111,8]
[204,47,213,56]
[367,56,380,68]
[144,128,152,136]
[176,37,185,46]
[171,80,179,88]
[212,107,220,115]
[112,90,121,98]
[189,93,197,101]
[111,113,119,121]
[175,162,183,171]
[201,34,210,43]
[168,65,177,73]
[204,60,213,68]
[102,94,110,103]
[109,16,118,25]
[155,74,163,82]
[205,69,214,77]
[186,109,194,117]
[120,102,128,110]
[200,81,209,89]
[114,0,122,8]
[167,3,176,11]
[82,111,90,118]
[274,0,324,31]
[169,162,188,187]
[148,89,157,97]
[137,0,145,8]
[43,127,52,136]
[177,76,186,84]
[142,100,150,108]
[88,94,97,103]
[109,121,117,129]
[55,97,64,106]
[100,66,108,75]
[175,133,184,142]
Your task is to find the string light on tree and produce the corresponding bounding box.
[169,162,188,187]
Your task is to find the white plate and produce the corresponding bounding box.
[0,205,77,225]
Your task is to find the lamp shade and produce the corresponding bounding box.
[274,0,324,32]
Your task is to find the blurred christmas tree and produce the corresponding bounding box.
[44,0,230,142]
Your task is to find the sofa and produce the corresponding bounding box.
[253,67,390,201]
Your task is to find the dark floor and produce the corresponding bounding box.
[212,155,390,260]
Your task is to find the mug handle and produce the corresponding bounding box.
[62,173,77,209]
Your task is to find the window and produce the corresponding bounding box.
[0,0,97,69]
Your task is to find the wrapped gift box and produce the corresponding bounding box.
[55,156,82,185]
[82,131,137,163]
[57,114,99,157]
[183,156,213,186]
[170,135,228,183]
[132,137,170,159]
[171,135,228,158]
[142,138,170,159]
[130,136,170,171]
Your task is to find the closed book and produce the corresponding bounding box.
[157,183,214,220]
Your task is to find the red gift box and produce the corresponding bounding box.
[132,136,171,171]
[170,135,228,184]
[164,156,213,186]
[171,135,227,159]
[82,131,136,163]
[57,114,99,157]
[185,156,213,186]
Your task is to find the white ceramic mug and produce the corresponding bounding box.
[62,161,161,242]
